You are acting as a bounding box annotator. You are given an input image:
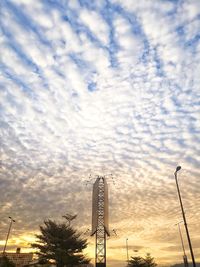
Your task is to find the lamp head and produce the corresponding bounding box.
[175,166,181,173]
[8,216,15,222]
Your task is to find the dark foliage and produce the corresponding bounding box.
[0,256,16,267]
[143,253,157,267]
[128,253,157,267]
[31,220,90,267]
[128,256,146,267]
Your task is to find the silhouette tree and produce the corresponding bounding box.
[0,256,15,267]
[127,254,157,267]
[143,253,157,267]
[128,256,146,267]
[31,220,90,267]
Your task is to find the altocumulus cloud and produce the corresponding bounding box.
[0,0,200,266]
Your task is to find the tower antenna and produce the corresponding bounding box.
[91,175,110,267]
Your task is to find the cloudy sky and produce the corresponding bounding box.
[0,0,200,266]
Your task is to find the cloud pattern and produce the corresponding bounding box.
[0,0,200,266]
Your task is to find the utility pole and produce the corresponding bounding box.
[175,222,189,267]
[3,216,16,254]
[174,166,196,267]
[126,238,129,263]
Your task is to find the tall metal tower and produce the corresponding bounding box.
[91,176,110,267]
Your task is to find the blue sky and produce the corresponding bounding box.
[0,0,200,266]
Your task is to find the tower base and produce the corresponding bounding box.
[96,263,106,267]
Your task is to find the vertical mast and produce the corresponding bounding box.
[91,176,109,267]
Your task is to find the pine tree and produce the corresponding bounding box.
[31,220,90,267]
[143,253,157,267]
[127,254,157,267]
[128,256,146,267]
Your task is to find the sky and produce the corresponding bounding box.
[0,0,200,266]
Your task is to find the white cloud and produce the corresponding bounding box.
[114,15,144,66]
[79,9,109,46]
[180,0,200,21]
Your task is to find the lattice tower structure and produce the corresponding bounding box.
[96,177,106,267]
[91,176,109,267]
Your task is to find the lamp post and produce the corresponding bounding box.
[174,166,196,267]
[175,221,188,267]
[62,214,77,227]
[126,238,129,263]
[3,216,16,254]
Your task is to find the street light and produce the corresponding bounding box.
[3,216,16,254]
[126,238,129,263]
[62,214,77,227]
[175,221,188,267]
[174,166,196,267]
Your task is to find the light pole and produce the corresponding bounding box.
[3,216,16,254]
[126,238,129,263]
[62,214,77,227]
[174,166,196,267]
[175,222,188,267]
